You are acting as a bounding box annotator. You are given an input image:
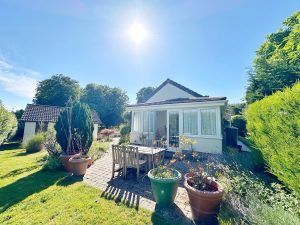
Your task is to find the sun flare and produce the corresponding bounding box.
[128,23,147,43]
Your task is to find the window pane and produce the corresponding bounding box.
[149,112,155,132]
[201,109,216,135]
[143,111,148,132]
[133,112,140,131]
[183,111,198,135]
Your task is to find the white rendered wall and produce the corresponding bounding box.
[146,83,194,103]
[22,122,36,144]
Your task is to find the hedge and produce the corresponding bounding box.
[231,115,247,137]
[246,82,300,194]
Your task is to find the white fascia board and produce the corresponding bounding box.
[126,100,228,111]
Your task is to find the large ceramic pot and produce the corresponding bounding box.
[60,154,79,172]
[184,174,224,221]
[148,168,181,207]
[86,156,93,167]
[69,157,89,176]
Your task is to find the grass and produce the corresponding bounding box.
[88,141,110,160]
[0,145,177,225]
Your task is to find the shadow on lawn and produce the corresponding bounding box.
[0,142,22,151]
[0,170,77,213]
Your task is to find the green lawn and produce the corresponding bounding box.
[0,143,174,225]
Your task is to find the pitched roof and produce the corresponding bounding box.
[142,78,204,103]
[21,104,101,124]
[128,96,227,108]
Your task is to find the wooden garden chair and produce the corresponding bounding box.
[124,146,147,180]
[111,145,125,178]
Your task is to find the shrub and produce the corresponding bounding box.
[100,128,114,141]
[0,102,17,145]
[231,115,247,137]
[25,133,45,153]
[120,123,130,136]
[44,128,61,156]
[55,101,94,155]
[246,82,300,195]
[43,155,62,170]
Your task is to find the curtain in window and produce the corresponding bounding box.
[183,111,198,135]
[201,109,216,135]
[149,111,155,132]
[143,111,148,132]
[133,112,141,131]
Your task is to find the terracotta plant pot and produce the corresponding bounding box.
[86,157,93,167]
[184,174,224,222]
[69,157,89,176]
[60,154,78,172]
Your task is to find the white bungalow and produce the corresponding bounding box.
[21,104,101,144]
[127,79,228,154]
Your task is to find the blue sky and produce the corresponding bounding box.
[0,1,299,110]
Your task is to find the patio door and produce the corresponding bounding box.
[168,111,179,148]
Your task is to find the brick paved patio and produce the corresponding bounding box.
[83,139,194,225]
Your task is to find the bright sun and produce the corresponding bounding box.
[128,23,147,44]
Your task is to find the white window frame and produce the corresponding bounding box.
[183,109,199,136]
[199,108,218,138]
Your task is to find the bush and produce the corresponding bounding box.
[55,101,94,155]
[246,82,300,195]
[120,123,130,136]
[25,133,45,153]
[44,128,61,156]
[231,115,247,137]
[100,128,114,141]
[0,102,17,145]
[43,155,62,170]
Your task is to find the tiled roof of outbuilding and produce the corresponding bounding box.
[21,104,101,124]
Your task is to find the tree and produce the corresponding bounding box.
[54,101,93,155]
[81,84,128,127]
[245,11,300,103]
[136,87,156,103]
[13,109,25,140]
[0,101,17,145]
[34,74,81,106]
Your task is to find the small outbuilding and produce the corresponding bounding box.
[21,104,101,144]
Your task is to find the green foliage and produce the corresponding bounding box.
[151,166,178,179]
[246,82,300,194]
[136,86,156,103]
[0,102,17,145]
[25,133,45,153]
[81,83,128,127]
[34,74,81,107]
[231,115,247,137]
[55,101,93,155]
[246,11,300,103]
[42,155,62,170]
[44,128,61,156]
[120,123,130,137]
[227,103,246,115]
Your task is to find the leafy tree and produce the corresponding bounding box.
[13,109,25,140]
[227,103,246,116]
[245,11,300,103]
[34,74,81,106]
[81,83,128,127]
[0,101,17,145]
[136,87,156,103]
[54,101,93,155]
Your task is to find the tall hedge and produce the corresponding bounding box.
[55,101,93,155]
[246,82,300,194]
[0,102,17,145]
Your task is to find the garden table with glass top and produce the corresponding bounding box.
[127,145,166,172]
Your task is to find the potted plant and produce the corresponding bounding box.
[177,135,224,222]
[55,101,94,173]
[148,160,181,207]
